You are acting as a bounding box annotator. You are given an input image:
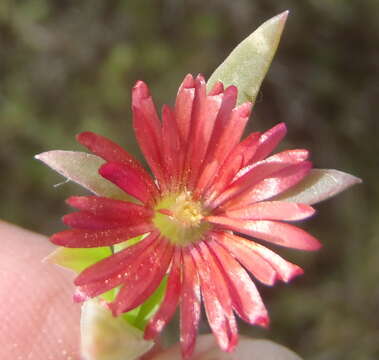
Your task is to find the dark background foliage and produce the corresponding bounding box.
[0,1,377,359]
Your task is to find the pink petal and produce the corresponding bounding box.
[223,161,312,209]
[66,196,153,220]
[74,233,160,300]
[212,150,309,208]
[144,248,182,340]
[250,122,287,163]
[207,216,321,251]
[234,149,309,183]
[222,201,315,221]
[75,232,158,285]
[109,239,174,315]
[180,247,201,359]
[232,237,304,282]
[214,232,277,286]
[99,162,156,204]
[63,212,128,230]
[197,241,238,352]
[207,236,269,327]
[186,76,224,189]
[208,81,224,95]
[203,132,261,206]
[191,246,230,352]
[132,81,166,190]
[175,74,195,145]
[51,223,153,248]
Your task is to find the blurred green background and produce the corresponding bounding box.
[0,0,377,359]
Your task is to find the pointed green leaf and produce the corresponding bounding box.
[275,169,362,205]
[207,11,288,104]
[134,277,167,330]
[45,246,112,273]
[35,150,130,199]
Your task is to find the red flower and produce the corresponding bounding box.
[51,74,321,358]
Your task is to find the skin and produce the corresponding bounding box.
[0,221,299,360]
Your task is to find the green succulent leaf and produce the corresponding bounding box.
[275,169,362,205]
[45,246,112,273]
[134,277,167,330]
[207,11,288,105]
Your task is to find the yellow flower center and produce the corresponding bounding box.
[153,191,210,246]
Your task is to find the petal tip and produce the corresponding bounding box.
[256,314,270,329]
[133,80,150,99]
[73,288,89,302]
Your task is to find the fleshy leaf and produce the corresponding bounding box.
[207,11,288,104]
[45,246,112,273]
[275,169,362,205]
[35,151,129,199]
[81,299,153,360]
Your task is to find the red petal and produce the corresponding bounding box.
[192,245,237,352]
[212,150,309,208]
[144,248,182,340]
[74,232,158,285]
[197,241,238,352]
[207,236,269,327]
[214,232,277,286]
[51,223,153,248]
[99,162,156,204]
[250,122,287,163]
[204,132,261,206]
[175,74,195,145]
[74,233,160,300]
[186,76,224,189]
[66,196,153,220]
[180,247,201,359]
[132,81,166,189]
[195,100,251,197]
[76,131,143,170]
[161,104,182,187]
[63,212,128,230]
[207,216,321,251]
[195,85,237,196]
[223,161,312,209]
[109,239,174,315]
[222,201,315,221]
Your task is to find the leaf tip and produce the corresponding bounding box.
[34,152,47,162]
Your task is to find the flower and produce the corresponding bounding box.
[51,74,321,358]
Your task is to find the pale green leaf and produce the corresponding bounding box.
[207,11,288,104]
[35,150,129,199]
[275,169,362,205]
[81,299,153,360]
[45,246,112,273]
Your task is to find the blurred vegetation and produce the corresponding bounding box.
[0,0,378,359]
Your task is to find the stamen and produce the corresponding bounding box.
[153,191,210,246]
